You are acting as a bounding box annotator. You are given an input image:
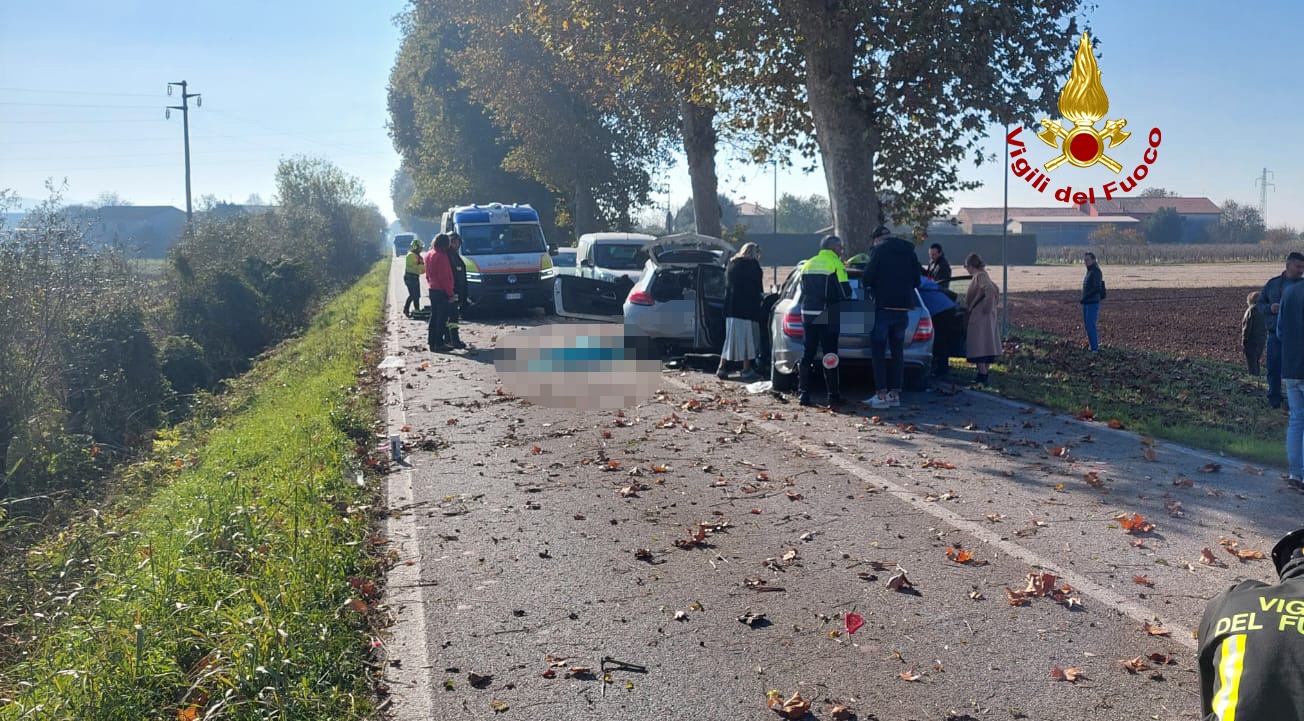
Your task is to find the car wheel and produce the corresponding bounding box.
[770,362,797,393]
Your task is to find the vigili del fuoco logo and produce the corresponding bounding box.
[1006,32,1162,206]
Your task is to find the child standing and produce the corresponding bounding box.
[1244,291,1267,375]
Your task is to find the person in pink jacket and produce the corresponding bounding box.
[424,234,455,352]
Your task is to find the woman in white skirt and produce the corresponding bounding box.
[717,242,764,381]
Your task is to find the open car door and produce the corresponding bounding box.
[553,275,625,323]
[692,264,727,351]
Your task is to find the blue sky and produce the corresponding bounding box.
[2,1,1301,230]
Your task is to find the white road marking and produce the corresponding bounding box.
[663,376,1198,650]
[381,261,438,717]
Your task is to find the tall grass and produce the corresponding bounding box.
[0,263,388,721]
[1039,242,1296,265]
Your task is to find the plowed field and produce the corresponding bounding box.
[1009,286,1259,365]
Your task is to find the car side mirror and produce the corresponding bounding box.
[580,259,593,267]
[548,246,559,256]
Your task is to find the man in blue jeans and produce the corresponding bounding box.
[1278,275,1304,490]
[1080,252,1105,351]
[1258,252,1304,408]
[863,226,920,409]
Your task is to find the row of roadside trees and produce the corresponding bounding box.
[387,0,1090,254]
[0,157,384,505]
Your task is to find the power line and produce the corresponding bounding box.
[0,86,160,97]
[0,118,165,125]
[0,128,381,146]
[0,101,159,109]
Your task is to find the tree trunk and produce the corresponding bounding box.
[680,97,721,239]
[799,3,880,256]
[573,182,597,238]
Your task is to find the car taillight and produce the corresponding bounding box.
[628,290,654,306]
[912,316,934,343]
[782,310,804,339]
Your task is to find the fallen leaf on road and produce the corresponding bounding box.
[1026,572,1057,596]
[1173,477,1194,488]
[739,611,768,627]
[652,464,670,473]
[1199,462,1222,473]
[1084,471,1102,487]
[541,668,556,679]
[768,691,810,719]
[1047,446,1069,458]
[1148,652,1178,665]
[1143,621,1171,637]
[1200,547,1220,565]
[1005,588,1032,606]
[750,508,762,514]
[565,666,594,678]
[634,548,653,561]
[468,672,492,689]
[845,612,864,635]
[1108,419,1125,429]
[781,548,798,562]
[1121,657,1151,673]
[1051,665,1083,682]
[1242,465,1265,476]
[1206,488,1224,498]
[531,445,542,455]
[674,610,688,621]
[1133,575,1155,587]
[1116,512,1155,534]
[984,513,1006,523]
[946,546,974,564]
[1228,547,1266,562]
[1164,500,1185,518]
[886,569,913,592]
[922,459,957,469]
[1142,447,1157,462]
[969,589,984,600]
[1076,406,1094,421]
[785,491,803,501]
[618,484,644,497]
[898,669,923,682]
[447,418,458,426]
[830,705,852,721]
[490,700,509,713]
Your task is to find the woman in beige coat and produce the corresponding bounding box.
[963,253,1001,387]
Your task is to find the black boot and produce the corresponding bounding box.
[448,326,466,349]
[797,362,814,406]
[823,366,843,408]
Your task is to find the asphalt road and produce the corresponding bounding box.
[379,259,1302,721]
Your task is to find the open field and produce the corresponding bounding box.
[763,261,1283,293]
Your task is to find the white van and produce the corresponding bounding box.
[575,232,656,285]
[440,203,555,312]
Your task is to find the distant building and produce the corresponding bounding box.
[957,196,1221,244]
[1008,215,1139,245]
[734,202,775,233]
[81,205,186,258]
[1088,197,1220,243]
[956,206,1087,234]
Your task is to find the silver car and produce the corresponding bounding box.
[767,261,935,391]
[553,233,732,352]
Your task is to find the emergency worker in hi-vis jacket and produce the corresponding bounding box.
[1199,527,1304,720]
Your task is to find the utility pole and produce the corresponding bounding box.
[772,160,778,236]
[166,81,202,222]
[1255,168,1275,227]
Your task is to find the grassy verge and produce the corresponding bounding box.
[985,328,1284,467]
[0,263,389,720]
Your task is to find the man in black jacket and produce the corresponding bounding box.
[864,226,920,409]
[1279,277,1304,486]
[925,242,952,288]
[1257,252,1304,408]
[446,232,469,349]
[1199,527,1304,719]
[1081,252,1105,352]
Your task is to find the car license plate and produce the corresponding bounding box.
[505,292,522,301]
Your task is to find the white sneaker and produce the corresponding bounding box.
[887,391,901,408]
[866,395,892,410]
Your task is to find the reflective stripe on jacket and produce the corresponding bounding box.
[799,249,850,320]
[405,250,424,275]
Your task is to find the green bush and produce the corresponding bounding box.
[158,335,214,398]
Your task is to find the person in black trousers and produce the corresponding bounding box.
[446,232,468,349]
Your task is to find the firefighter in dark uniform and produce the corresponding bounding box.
[446,232,469,349]
[797,235,851,408]
[1198,527,1304,720]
